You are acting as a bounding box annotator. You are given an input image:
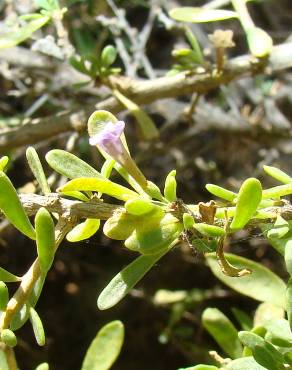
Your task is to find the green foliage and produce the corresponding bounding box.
[46,149,102,179]
[29,307,46,346]
[1,329,17,347]
[0,16,50,49]
[66,218,100,242]
[81,321,124,370]
[246,27,273,57]
[169,7,238,23]
[0,282,9,311]
[58,177,139,201]
[26,147,51,195]
[97,248,171,310]
[206,253,286,308]
[0,171,36,239]
[164,170,177,202]
[35,208,55,273]
[202,308,242,358]
[230,178,262,230]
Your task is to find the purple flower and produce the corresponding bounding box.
[89,119,147,188]
[89,120,125,159]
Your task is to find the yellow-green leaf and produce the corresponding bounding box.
[0,16,50,49]
[66,218,100,242]
[207,253,286,308]
[46,149,102,179]
[81,321,124,370]
[0,171,35,239]
[29,307,46,346]
[35,208,55,273]
[246,27,273,58]
[169,7,238,23]
[59,177,138,201]
[230,178,262,230]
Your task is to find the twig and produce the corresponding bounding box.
[0,42,292,152]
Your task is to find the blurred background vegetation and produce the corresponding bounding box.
[0,0,291,369]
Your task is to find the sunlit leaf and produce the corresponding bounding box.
[263,165,292,184]
[29,307,46,346]
[97,248,171,310]
[238,331,284,370]
[169,7,237,23]
[35,208,55,273]
[0,281,8,311]
[46,149,102,179]
[202,308,242,358]
[246,27,273,58]
[113,89,159,140]
[230,178,262,230]
[206,253,286,308]
[0,172,35,239]
[66,218,100,242]
[164,170,177,202]
[81,321,124,370]
[26,147,51,194]
[0,267,20,283]
[262,183,292,199]
[226,357,266,370]
[1,329,17,347]
[101,45,117,68]
[0,16,50,49]
[58,177,138,201]
[205,183,236,202]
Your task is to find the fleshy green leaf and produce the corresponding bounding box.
[287,278,292,331]
[267,215,289,239]
[35,208,55,273]
[262,221,292,256]
[58,178,138,201]
[35,0,60,11]
[125,198,154,216]
[193,223,225,237]
[125,214,182,255]
[164,170,177,202]
[1,329,17,347]
[0,172,35,239]
[206,253,286,308]
[225,357,266,370]
[26,147,51,194]
[81,321,124,370]
[46,149,102,179]
[101,45,117,68]
[113,89,159,140]
[183,213,195,230]
[0,281,8,311]
[178,366,218,370]
[232,307,253,331]
[0,16,50,49]
[0,156,9,171]
[98,248,171,310]
[35,363,49,370]
[238,331,284,370]
[169,7,238,23]
[263,165,292,184]
[230,178,262,230]
[264,318,292,347]
[205,184,236,202]
[0,267,20,283]
[262,183,292,199]
[0,350,9,370]
[202,308,242,358]
[29,307,46,346]
[246,27,273,58]
[66,218,100,242]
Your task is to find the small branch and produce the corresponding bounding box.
[0,42,292,152]
[18,193,119,220]
[0,217,75,332]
